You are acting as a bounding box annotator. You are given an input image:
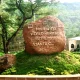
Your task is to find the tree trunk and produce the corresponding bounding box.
[5,19,26,53]
[2,35,6,53]
[0,16,8,54]
[0,0,36,54]
[1,29,8,54]
[0,15,26,54]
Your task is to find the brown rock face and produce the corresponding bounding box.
[23,16,66,54]
[0,54,16,72]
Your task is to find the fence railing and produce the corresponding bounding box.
[0,75,80,80]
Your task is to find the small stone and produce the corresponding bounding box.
[23,16,66,54]
[0,54,16,72]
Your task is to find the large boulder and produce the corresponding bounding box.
[23,16,66,54]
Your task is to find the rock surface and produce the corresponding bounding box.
[0,54,16,72]
[23,16,66,54]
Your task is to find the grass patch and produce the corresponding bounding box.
[1,50,80,75]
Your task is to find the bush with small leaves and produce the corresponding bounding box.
[1,66,16,75]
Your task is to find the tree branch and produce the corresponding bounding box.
[6,0,26,47]
[16,0,25,17]
[6,18,25,47]
[6,0,39,50]
[25,2,38,19]
[0,16,8,40]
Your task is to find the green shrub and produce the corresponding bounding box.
[27,66,55,75]
[2,50,80,75]
[1,66,16,75]
[61,70,74,75]
[45,67,55,75]
[15,51,80,75]
[74,48,80,52]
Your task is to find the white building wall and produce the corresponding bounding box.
[69,39,80,51]
[69,40,76,51]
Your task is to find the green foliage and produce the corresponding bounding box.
[58,2,80,38]
[61,70,74,75]
[1,50,80,75]
[1,50,79,75]
[0,0,58,53]
[74,48,80,52]
[0,52,4,56]
[45,67,55,75]
[27,66,55,75]
[1,66,16,75]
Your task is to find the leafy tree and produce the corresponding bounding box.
[0,0,58,54]
[58,2,80,38]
